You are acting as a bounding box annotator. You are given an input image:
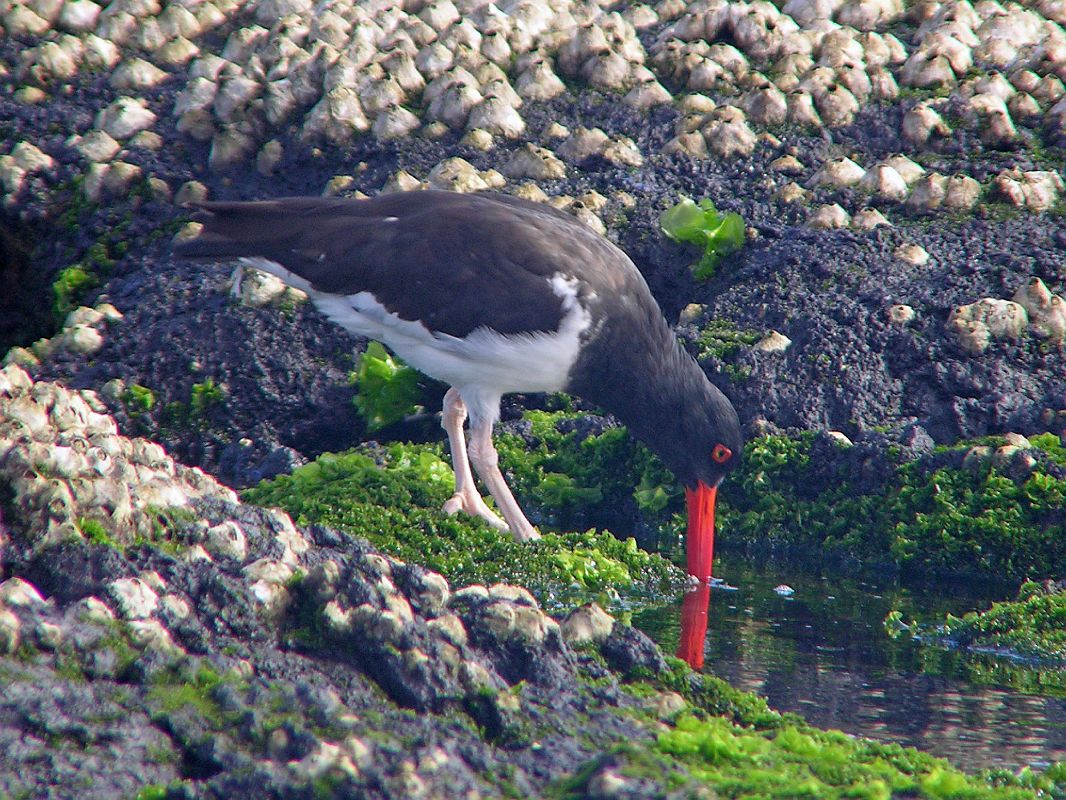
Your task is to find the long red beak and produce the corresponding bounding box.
[684,481,717,583]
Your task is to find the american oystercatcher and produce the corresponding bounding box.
[175,190,743,581]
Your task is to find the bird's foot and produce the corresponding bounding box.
[443,491,507,531]
[509,517,541,543]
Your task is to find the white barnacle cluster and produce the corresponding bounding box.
[947,276,1066,354]
[0,364,238,550]
[3,0,1065,223]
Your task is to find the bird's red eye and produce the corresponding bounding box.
[712,444,732,464]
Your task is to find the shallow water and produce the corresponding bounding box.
[632,550,1066,773]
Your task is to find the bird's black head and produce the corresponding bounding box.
[664,377,744,491]
[622,347,743,492]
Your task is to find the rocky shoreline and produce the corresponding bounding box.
[2,0,1065,795]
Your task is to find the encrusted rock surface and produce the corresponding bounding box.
[0,374,670,799]
[1,0,1066,794]
[1,0,1064,456]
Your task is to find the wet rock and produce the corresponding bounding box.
[600,623,665,677]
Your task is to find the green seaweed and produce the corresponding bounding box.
[123,383,156,413]
[350,341,425,431]
[660,197,746,280]
[189,378,224,416]
[494,410,680,532]
[51,266,98,322]
[717,433,1066,580]
[242,441,685,608]
[897,580,1066,664]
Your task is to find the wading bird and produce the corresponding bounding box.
[175,190,743,582]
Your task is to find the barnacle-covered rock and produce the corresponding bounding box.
[502,143,566,180]
[561,603,614,645]
[82,161,143,202]
[905,172,948,213]
[852,208,892,229]
[466,96,525,138]
[948,299,1029,354]
[991,169,1063,211]
[895,243,930,266]
[902,101,952,144]
[95,96,157,139]
[811,157,866,188]
[808,203,850,229]
[1013,277,1066,342]
[860,164,909,201]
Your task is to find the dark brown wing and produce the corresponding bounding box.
[175,190,638,339]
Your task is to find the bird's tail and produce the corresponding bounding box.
[173,201,298,259]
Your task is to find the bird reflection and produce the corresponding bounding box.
[677,581,712,669]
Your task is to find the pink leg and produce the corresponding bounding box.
[467,419,540,542]
[440,388,507,531]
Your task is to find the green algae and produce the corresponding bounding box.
[892,580,1066,667]
[247,411,1063,590]
[123,383,156,412]
[660,197,746,280]
[694,319,760,382]
[51,266,98,322]
[242,441,686,608]
[563,658,1066,800]
[494,409,679,528]
[718,432,1066,580]
[350,341,425,431]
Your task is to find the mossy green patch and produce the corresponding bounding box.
[77,517,114,547]
[656,712,1052,799]
[695,319,761,382]
[897,580,1066,665]
[242,439,685,608]
[123,383,156,412]
[146,662,243,729]
[718,433,1066,580]
[159,379,227,431]
[494,409,681,525]
[52,266,98,322]
[190,378,224,416]
[563,656,1064,799]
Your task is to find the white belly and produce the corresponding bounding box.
[239,258,592,426]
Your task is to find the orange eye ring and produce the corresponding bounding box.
[712,444,732,464]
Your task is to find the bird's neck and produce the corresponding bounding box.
[567,305,708,443]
